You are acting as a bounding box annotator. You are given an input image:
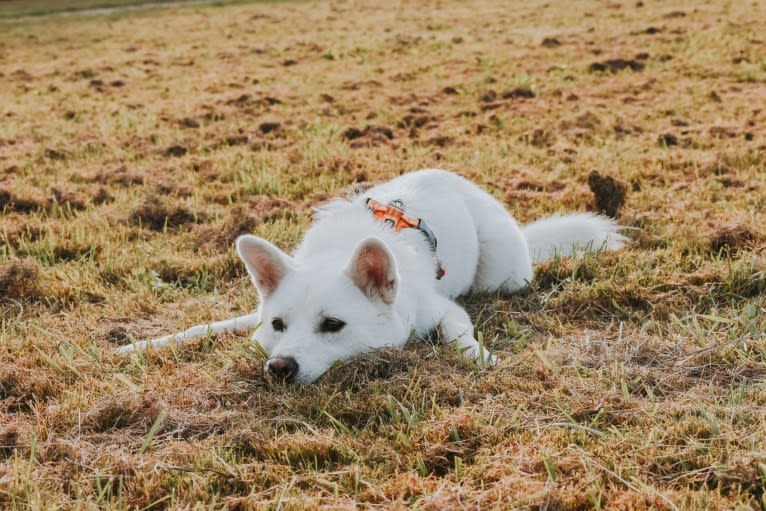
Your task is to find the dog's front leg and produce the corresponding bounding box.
[116,311,261,354]
[435,297,497,366]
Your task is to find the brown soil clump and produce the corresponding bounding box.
[196,196,298,250]
[0,366,63,413]
[179,117,200,128]
[129,195,201,230]
[0,426,19,457]
[258,122,281,134]
[87,166,146,187]
[658,133,679,146]
[709,224,756,254]
[0,258,43,300]
[51,187,88,210]
[83,392,164,432]
[342,125,395,148]
[502,87,535,99]
[588,171,628,217]
[589,58,645,73]
[0,189,47,213]
[163,144,188,157]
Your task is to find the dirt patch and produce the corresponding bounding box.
[658,133,679,146]
[708,126,740,139]
[0,258,42,300]
[714,176,745,188]
[709,224,757,254]
[664,10,686,18]
[51,239,101,263]
[10,69,34,82]
[479,90,497,103]
[83,392,164,432]
[559,110,604,140]
[588,171,628,217]
[419,412,481,476]
[92,186,114,205]
[0,188,46,213]
[1,217,44,248]
[0,186,89,213]
[226,93,252,106]
[45,148,67,161]
[589,58,645,73]
[224,134,250,146]
[163,144,188,157]
[502,87,535,99]
[425,135,453,148]
[342,125,395,148]
[129,195,202,231]
[0,426,19,458]
[0,366,62,413]
[51,187,88,211]
[179,117,200,128]
[196,196,299,250]
[250,138,291,151]
[569,111,602,130]
[258,122,281,135]
[104,325,130,343]
[399,114,434,129]
[87,166,146,187]
[520,128,556,147]
[504,178,566,193]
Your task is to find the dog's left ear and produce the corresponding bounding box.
[236,235,294,298]
[346,237,398,304]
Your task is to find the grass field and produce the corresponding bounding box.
[1,0,765,508]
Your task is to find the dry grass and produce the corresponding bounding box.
[1,0,766,508]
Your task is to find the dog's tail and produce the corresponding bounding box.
[522,213,627,264]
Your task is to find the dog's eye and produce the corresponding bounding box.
[319,317,346,333]
[271,317,286,332]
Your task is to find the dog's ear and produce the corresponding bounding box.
[236,235,293,298]
[346,237,398,304]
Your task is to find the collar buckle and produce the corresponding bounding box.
[366,198,446,280]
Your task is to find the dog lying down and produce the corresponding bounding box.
[117,169,626,383]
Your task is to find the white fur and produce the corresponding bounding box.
[117,169,627,383]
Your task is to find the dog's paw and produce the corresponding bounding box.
[454,337,497,368]
[475,349,498,368]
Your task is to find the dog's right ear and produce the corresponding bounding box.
[346,237,398,305]
[236,235,293,298]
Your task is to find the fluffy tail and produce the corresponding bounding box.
[522,213,627,264]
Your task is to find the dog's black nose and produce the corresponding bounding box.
[266,356,298,382]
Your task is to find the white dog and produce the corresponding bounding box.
[118,169,626,383]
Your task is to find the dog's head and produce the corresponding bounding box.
[236,234,406,383]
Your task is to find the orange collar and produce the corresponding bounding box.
[366,198,446,280]
[366,198,421,231]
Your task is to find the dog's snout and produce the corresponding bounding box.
[266,356,299,382]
